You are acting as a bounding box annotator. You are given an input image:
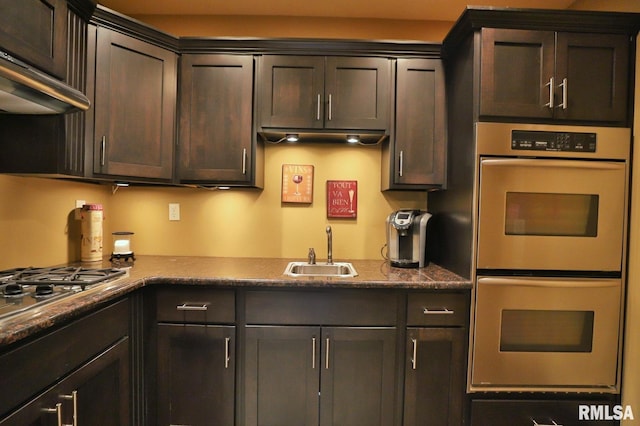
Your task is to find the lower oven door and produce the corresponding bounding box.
[471,276,621,392]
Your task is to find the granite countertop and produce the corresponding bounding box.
[0,256,470,348]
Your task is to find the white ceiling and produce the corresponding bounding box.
[98,0,579,22]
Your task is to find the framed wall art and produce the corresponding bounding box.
[327,180,357,218]
[281,164,314,203]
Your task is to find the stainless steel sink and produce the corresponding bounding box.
[283,261,358,278]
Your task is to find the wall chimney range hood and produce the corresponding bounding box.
[0,51,90,114]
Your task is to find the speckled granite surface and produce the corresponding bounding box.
[0,256,470,348]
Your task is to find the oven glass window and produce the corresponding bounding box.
[500,309,594,352]
[505,192,598,237]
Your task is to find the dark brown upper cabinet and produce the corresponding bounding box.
[177,54,262,187]
[480,28,629,124]
[92,26,177,181]
[382,58,446,190]
[0,0,67,78]
[258,55,391,132]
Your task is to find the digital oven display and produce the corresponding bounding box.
[511,130,597,152]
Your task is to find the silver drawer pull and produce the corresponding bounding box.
[411,338,418,370]
[176,303,209,311]
[42,403,65,426]
[423,307,454,315]
[60,391,77,426]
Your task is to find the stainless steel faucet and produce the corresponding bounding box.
[326,225,333,264]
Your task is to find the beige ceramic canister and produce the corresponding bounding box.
[80,203,104,262]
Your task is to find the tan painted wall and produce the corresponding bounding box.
[0,144,426,269]
[0,175,111,269]
[136,15,453,41]
[107,144,425,262]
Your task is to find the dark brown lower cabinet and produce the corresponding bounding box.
[471,400,621,426]
[0,337,130,426]
[244,325,397,426]
[403,328,466,426]
[0,299,131,425]
[157,324,235,426]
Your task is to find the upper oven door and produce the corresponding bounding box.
[477,157,626,272]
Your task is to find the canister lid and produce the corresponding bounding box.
[82,203,103,210]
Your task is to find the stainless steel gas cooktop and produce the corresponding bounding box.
[0,266,127,321]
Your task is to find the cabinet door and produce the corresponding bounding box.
[178,54,254,183]
[94,27,177,180]
[320,327,397,426]
[259,55,325,129]
[480,28,555,119]
[403,328,466,426]
[157,324,235,426]
[0,338,130,426]
[58,337,131,426]
[244,326,320,426]
[325,57,390,130]
[0,0,67,78]
[555,33,629,123]
[388,58,446,188]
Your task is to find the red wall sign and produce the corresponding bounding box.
[326,180,357,218]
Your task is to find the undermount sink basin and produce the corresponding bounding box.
[284,261,358,278]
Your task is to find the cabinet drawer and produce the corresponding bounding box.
[407,292,469,326]
[245,289,399,325]
[0,298,129,418]
[471,400,621,426]
[156,287,235,324]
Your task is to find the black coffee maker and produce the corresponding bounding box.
[386,210,431,268]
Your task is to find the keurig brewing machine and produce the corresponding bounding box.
[386,210,431,268]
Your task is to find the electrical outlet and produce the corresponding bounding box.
[74,200,85,220]
[169,203,180,221]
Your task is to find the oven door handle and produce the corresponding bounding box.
[478,277,620,288]
[481,158,624,171]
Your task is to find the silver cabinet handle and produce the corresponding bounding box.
[316,94,321,121]
[532,421,562,426]
[325,337,330,369]
[242,148,247,175]
[312,337,317,369]
[100,135,106,167]
[399,150,404,177]
[411,338,418,370]
[328,94,332,121]
[423,307,454,315]
[60,391,77,426]
[176,303,208,311]
[42,402,64,426]
[558,78,568,110]
[544,77,555,109]
[225,337,231,369]
[545,77,555,109]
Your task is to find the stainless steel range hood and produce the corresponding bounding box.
[0,51,90,114]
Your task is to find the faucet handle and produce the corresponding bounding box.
[308,248,316,264]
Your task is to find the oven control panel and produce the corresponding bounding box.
[511,130,596,152]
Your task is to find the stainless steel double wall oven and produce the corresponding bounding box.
[471,123,630,393]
